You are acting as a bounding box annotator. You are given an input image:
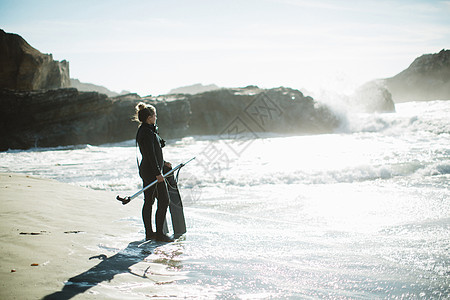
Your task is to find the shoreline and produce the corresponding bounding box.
[0,173,182,299]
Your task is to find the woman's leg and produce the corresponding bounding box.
[155,181,170,235]
[142,180,156,239]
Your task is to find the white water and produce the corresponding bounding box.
[1,100,449,298]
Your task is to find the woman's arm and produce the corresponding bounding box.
[141,130,162,176]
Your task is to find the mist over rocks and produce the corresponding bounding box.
[122,86,339,139]
[186,86,340,136]
[169,83,220,95]
[382,49,450,102]
[350,49,449,107]
[348,81,395,113]
[0,30,70,91]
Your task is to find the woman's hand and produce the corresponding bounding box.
[156,174,164,182]
[164,161,172,168]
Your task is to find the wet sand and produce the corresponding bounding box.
[0,173,186,299]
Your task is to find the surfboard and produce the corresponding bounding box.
[164,164,187,237]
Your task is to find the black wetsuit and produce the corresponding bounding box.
[136,123,169,238]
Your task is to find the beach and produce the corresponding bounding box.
[0,173,187,299]
[0,100,449,299]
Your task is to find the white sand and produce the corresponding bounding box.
[0,173,187,299]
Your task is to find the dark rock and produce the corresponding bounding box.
[109,93,192,142]
[0,30,70,91]
[0,86,340,151]
[383,49,450,102]
[186,86,340,136]
[135,86,339,141]
[0,89,192,151]
[264,87,340,134]
[150,97,192,138]
[0,88,112,150]
[70,78,119,97]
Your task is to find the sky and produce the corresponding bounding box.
[1,0,449,96]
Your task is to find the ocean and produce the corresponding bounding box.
[1,100,449,299]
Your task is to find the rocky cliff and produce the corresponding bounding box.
[0,86,340,151]
[383,49,450,102]
[117,86,339,139]
[1,88,113,150]
[0,89,191,151]
[0,30,70,90]
[0,31,341,151]
[112,93,192,141]
[186,86,339,136]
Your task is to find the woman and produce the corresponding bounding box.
[135,102,173,242]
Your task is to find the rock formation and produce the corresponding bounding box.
[186,86,339,136]
[383,49,450,102]
[0,86,340,151]
[0,88,112,150]
[0,89,191,151]
[0,30,341,151]
[348,81,395,113]
[111,93,192,142]
[117,86,339,140]
[70,78,122,97]
[169,83,220,95]
[0,30,70,90]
